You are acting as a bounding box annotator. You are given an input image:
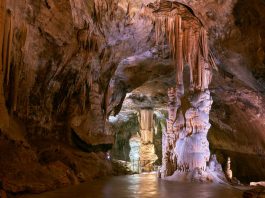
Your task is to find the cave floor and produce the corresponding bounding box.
[19,173,245,198]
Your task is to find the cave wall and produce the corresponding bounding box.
[0,0,155,194]
[110,113,139,161]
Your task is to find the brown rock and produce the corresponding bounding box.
[243,187,265,198]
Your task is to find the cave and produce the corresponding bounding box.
[1,0,265,197]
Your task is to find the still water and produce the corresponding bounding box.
[20,173,244,198]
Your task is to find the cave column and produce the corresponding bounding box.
[151,1,215,180]
[139,109,158,172]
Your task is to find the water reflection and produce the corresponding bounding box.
[20,173,243,198]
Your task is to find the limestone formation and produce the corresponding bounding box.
[147,1,218,181]
[139,109,158,172]
[129,109,158,172]
[150,1,216,91]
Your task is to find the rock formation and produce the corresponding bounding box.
[0,0,11,129]
[146,1,217,181]
[129,109,158,172]
[226,157,233,180]
[139,109,158,172]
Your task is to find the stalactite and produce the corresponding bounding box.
[187,28,194,87]
[200,28,208,61]
[176,16,183,85]
[82,84,86,112]
[94,0,116,23]
[0,0,9,127]
[192,30,200,89]
[2,10,10,83]
[12,58,20,112]
[6,10,12,87]
[0,0,6,71]
[1,9,14,110]
[197,49,202,89]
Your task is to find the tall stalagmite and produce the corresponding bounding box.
[148,1,217,181]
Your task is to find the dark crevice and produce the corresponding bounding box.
[71,130,112,153]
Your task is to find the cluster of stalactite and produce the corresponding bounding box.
[0,1,29,118]
[94,0,118,23]
[149,1,216,90]
[77,29,99,51]
[1,9,12,90]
